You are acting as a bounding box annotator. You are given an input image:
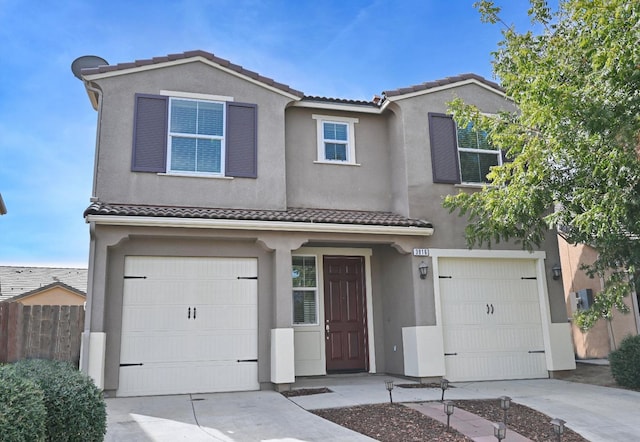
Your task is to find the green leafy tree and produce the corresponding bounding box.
[443,0,640,330]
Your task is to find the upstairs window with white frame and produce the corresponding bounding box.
[292,255,318,325]
[429,113,506,185]
[312,114,359,165]
[456,122,501,183]
[168,98,225,175]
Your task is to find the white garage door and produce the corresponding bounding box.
[117,256,259,397]
[439,258,548,382]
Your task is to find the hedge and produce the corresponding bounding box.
[610,334,640,389]
[11,359,106,442]
[0,364,47,442]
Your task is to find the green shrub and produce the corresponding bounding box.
[610,334,640,389]
[0,364,47,442]
[12,359,106,442]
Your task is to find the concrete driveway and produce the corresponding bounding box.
[105,390,375,441]
[106,374,640,441]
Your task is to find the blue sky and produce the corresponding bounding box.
[0,0,544,267]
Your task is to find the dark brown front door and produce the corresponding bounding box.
[324,256,368,373]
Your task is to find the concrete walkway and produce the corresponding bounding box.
[405,402,531,442]
[104,373,640,441]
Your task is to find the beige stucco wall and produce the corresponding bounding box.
[387,84,567,323]
[558,236,639,358]
[18,287,85,306]
[285,107,393,211]
[89,223,429,391]
[91,61,292,210]
[85,63,571,388]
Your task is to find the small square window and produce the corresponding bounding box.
[312,115,359,165]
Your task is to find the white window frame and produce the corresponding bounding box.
[167,97,226,176]
[312,114,359,165]
[456,122,501,184]
[292,254,319,326]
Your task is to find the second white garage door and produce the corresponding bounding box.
[117,256,259,397]
[439,258,548,382]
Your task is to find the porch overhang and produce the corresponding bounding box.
[85,214,433,236]
[84,203,434,237]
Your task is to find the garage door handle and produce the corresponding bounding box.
[120,363,144,367]
[444,353,458,356]
[486,304,490,314]
[193,307,196,319]
[490,304,494,314]
[528,350,545,354]
[188,307,191,319]
[237,359,258,363]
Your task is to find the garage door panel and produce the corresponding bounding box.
[439,258,548,382]
[123,280,256,306]
[118,361,259,397]
[445,326,544,353]
[118,256,258,397]
[120,329,257,363]
[440,259,536,280]
[125,256,256,279]
[445,352,547,382]
[442,303,490,325]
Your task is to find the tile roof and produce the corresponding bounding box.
[383,73,504,98]
[78,50,503,103]
[84,202,432,229]
[80,50,305,98]
[301,96,379,107]
[0,266,88,302]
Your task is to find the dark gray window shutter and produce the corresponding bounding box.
[429,113,461,184]
[226,102,257,178]
[132,94,168,172]
[501,149,511,164]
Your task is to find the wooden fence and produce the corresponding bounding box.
[0,303,84,366]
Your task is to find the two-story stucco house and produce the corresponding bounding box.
[75,50,575,397]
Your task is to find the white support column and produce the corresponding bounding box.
[402,326,445,377]
[271,328,295,385]
[81,332,106,389]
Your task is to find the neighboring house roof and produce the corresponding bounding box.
[382,73,505,99]
[0,266,88,302]
[7,281,86,303]
[84,202,433,229]
[80,49,305,99]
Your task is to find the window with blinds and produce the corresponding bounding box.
[292,255,318,325]
[168,98,225,174]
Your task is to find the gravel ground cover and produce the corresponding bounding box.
[307,363,617,441]
[313,403,470,442]
[313,400,588,441]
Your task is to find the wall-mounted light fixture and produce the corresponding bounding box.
[418,261,429,279]
[551,264,562,280]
